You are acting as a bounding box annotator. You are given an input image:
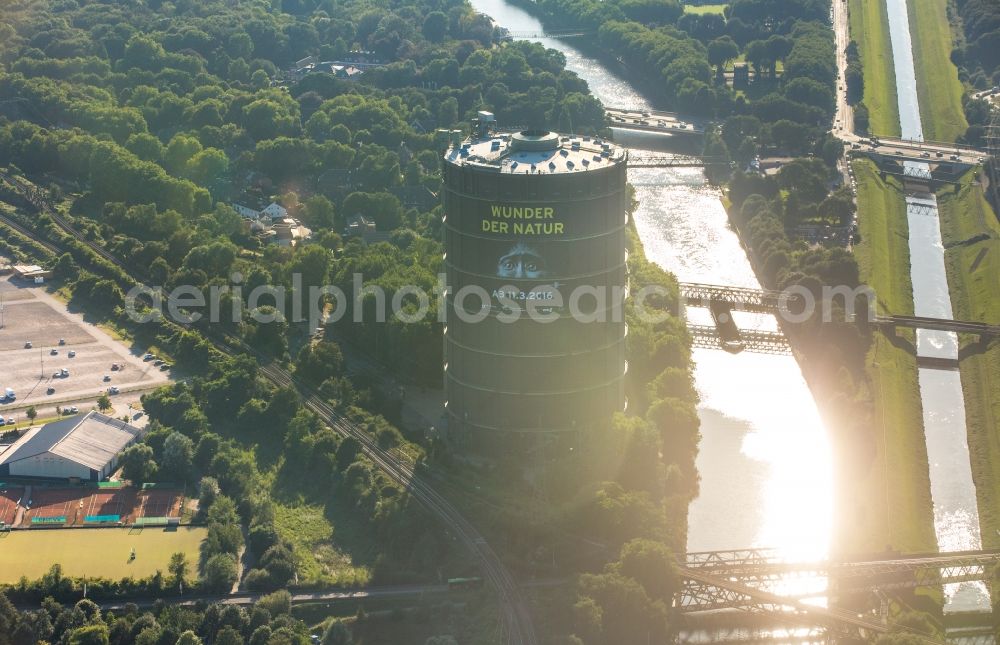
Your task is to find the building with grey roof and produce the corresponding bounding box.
[0,411,141,481]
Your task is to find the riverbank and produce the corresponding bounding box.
[906,0,968,142]
[850,159,937,555]
[849,0,901,137]
[935,172,1000,550]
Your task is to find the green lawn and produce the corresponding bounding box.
[850,0,901,137]
[934,173,1000,548]
[906,0,968,142]
[683,3,727,15]
[847,160,937,555]
[0,527,206,583]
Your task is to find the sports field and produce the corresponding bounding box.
[0,526,206,582]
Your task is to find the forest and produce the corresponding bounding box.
[0,0,701,642]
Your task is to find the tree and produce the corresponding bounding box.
[295,341,344,385]
[321,621,352,645]
[168,552,189,588]
[422,12,448,43]
[203,553,238,592]
[215,626,244,645]
[176,632,203,645]
[26,406,37,423]
[68,624,110,645]
[97,394,112,413]
[707,36,739,79]
[303,195,336,229]
[186,148,229,186]
[256,590,291,616]
[161,431,195,481]
[120,444,157,483]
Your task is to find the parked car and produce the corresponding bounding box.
[103,374,111,382]
[50,348,58,355]
[108,386,120,394]
[58,339,65,346]
[153,359,164,366]
[68,350,76,358]
[24,341,32,349]
[143,353,155,361]
[68,406,79,413]
[111,364,119,371]
[5,418,13,425]
[46,387,55,395]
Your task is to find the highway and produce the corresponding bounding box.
[832,0,854,136]
[605,107,705,135]
[0,171,538,645]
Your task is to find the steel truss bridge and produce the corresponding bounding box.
[676,548,1000,643]
[688,324,791,355]
[628,153,730,168]
[679,282,800,314]
[678,282,1000,338]
[500,29,592,39]
[876,314,1000,338]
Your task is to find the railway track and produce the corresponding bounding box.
[0,171,538,645]
[0,212,60,255]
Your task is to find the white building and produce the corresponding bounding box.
[0,412,141,481]
[232,203,262,220]
[260,202,288,219]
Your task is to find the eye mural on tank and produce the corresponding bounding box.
[496,243,548,279]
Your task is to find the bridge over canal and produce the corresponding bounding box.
[676,547,1000,643]
[675,282,1000,355]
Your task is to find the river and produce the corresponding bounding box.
[884,0,988,612]
[468,0,833,583]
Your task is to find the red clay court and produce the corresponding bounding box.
[135,488,184,519]
[17,486,184,526]
[23,487,84,524]
[0,487,22,526]
[85,487,138,520]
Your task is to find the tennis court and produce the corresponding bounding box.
[136,488,183,520]
[85,487,138,522]
[23,486,145,526]
[23,488,83,525]
[0,487,22,526]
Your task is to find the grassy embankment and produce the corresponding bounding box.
[906,0,968,142]
[849,0,901,137]
[935,173,1000,549]
[847,159,937,555]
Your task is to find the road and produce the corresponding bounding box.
[0,173,539,645]
[830,2,987,165]
[832,0,854,138]
[605,107,705,135]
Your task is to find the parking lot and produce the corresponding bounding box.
[0,276,170,419]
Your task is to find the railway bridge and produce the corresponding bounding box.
[677,547,1000,643]
[676,281,1000,355]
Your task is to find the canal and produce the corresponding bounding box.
[468,0,833,582]
[884,0,988,612]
